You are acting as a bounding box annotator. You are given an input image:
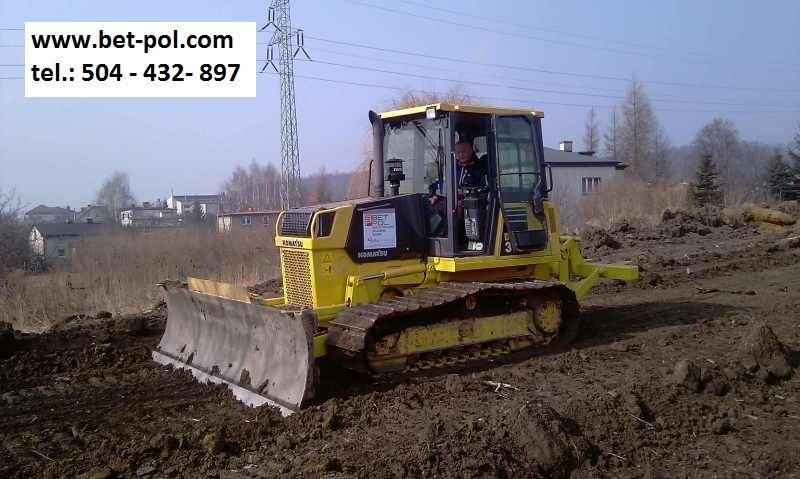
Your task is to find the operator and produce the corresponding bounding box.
[454,139,488,247]
[426,140,489,240]
[455,140,487,188]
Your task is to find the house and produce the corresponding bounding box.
[217,211,281,233]
[75,205,111,224]
[29,223,110,263]
[544,140,627,216]
[167,194,220,218]
[24,205,73,224]
[120,202,178,228]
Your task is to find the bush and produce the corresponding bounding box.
[0,190,29,278]
[577,179,689,229]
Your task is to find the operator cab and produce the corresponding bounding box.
[371,103,549,258]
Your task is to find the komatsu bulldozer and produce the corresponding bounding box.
[153,103,638,415]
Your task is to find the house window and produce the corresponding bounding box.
[581,177,602,194]
[57,248,66,257]
[242,216,251,225]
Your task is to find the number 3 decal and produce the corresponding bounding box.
[503,241,513,253]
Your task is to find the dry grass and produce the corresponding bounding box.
[577,179,690,229]
[0,227,279,332]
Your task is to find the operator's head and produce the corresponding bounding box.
[455,140,474,167]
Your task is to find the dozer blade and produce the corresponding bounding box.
[152,281,315,416]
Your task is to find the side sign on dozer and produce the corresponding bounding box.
[152,281,316,416]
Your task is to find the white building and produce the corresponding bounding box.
[544,141,627,223]
[29,223,110,263]
[166,194,220,218]
[217,210,280,233]
[120,203,178,228]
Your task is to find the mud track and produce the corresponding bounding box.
[1,224,799,478]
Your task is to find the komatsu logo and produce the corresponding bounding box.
[281,239,304,248]
[357,249,388,259]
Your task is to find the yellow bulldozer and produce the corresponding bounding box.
[153,103,638,415]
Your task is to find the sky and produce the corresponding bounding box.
[1,0,799,209]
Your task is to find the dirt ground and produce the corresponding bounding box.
[1,214,799,478]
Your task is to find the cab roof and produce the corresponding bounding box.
[378,103,545,120]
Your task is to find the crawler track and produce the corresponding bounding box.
[326,280,580,374]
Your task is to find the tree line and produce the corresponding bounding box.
[585,81,800,205]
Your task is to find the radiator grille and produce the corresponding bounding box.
[279,210,314,237]
[281,249,314,307]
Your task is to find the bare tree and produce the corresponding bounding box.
[306,166,333,205]
[96,172,135,223]
[601,108,618,162]
[0,188,28,276]
[389,85,471,109]
[220,160,281,212]
[583,107,600,153]
[652,126,672,181]
[691,118,742,192]
[617,80,660,180]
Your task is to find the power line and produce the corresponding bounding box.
[258,71,800,115]
[295,46,768,105]
[259,70,616,109]
[396,0,673,54]
[310,45,630,96]
[305,58,625,100]
[392,0,799,70]
[341,0,800,71]
[301,58,800,109]
[341,0,675,62]
[301,35,800,94]
[1,68,796,115]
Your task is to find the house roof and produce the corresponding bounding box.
[26,204,71,215]
[171,195,220,203]
[543,147,627,168]
[122,206,176,212]
[220,210,281,217]
[32,223,111,237]
[77,205,108,213]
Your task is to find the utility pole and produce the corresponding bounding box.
[262,0,309,209]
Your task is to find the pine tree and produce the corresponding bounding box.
[789,124,800,173]
[693,154,722,207]
[765,151,793,200]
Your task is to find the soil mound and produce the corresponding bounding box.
[581,227,622,250]
[743,322,793,381]
[248,278,283,296]
[0,322,15,358]
[659,208,722,238]
[505,403,594,478]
